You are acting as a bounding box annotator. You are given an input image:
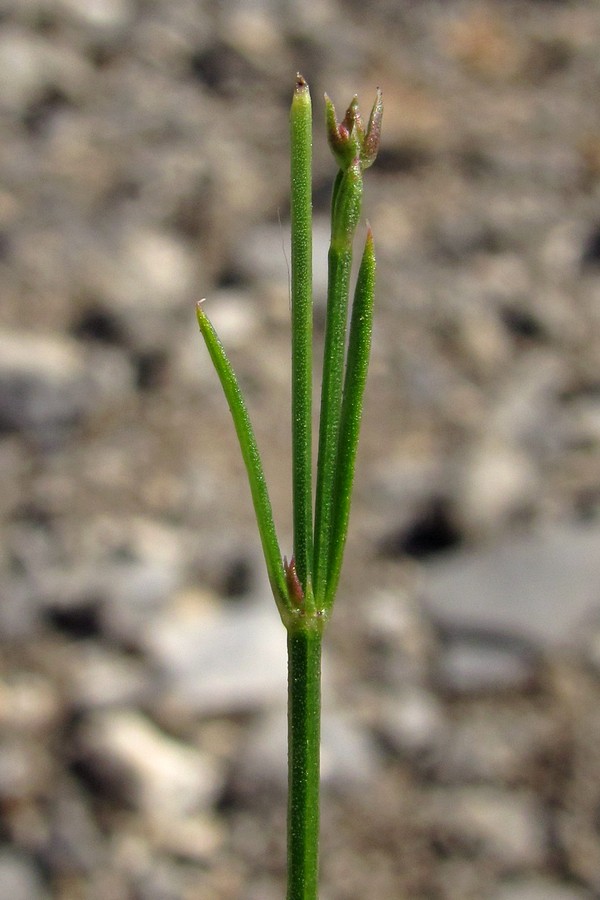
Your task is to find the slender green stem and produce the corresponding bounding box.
[313,161,363,603]
[290,74,313,593]
[195,303,289,617]
[325,227,376,608]
[287,625,322,900]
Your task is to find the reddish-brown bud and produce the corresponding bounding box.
[325,93,361,169]
[284,556,304,606]
[325,88,383,172]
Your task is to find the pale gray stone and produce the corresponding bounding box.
[0,26,91,112]
[66,644,150,710]
[0,330,91,434]
[378,687,447,757]
[78,226,197,351]
[422,523,600,648]
[435,637,538,693]
[143,601,287,716]
[77,710,223,816]
[0,850,46,900]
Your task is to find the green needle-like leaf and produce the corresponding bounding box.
[313,160,363,604]
[290,74,313,594]
[196,302,289,619]
[324,226,376,608]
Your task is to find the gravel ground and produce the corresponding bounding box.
[2,0,600,897]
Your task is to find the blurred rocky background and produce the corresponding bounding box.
[1,0,600,897]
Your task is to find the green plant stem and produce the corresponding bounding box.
[290,74,313,593]
[287,624,322,900]
[197,81,382,900]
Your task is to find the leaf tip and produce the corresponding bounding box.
[196,298,208,328]
[294,73,310,97]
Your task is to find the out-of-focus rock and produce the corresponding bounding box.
[427,787,547,870]
[429,705,558,785]
[45,779,104,875]
[452,439,539,537]
[78,226,197,351]
[0,738,52,801]
[377,686,447,758]
[0,849,47,900]
[493,877,593,900]
[76,709,222,816]
[0,672,61,733]
[55,0,135,36]
[0,330,133,445]
[65,644,151,710]
[90,517,188,645]
[0,330,91,437]
[422,523,600,648]
[0,438,27,518]
[149,813,225,863]
[143,600,287,717]
[0,25,92,113]
[434,633,540,694]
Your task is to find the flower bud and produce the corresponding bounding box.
[325,89,383,172]
[325,93,361,169]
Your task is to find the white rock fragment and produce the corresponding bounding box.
[78,710,222,817]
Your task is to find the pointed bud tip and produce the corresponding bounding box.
[295,73,308,91]
[284,555,304,605]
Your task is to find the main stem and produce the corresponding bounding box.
[287,626,322,900]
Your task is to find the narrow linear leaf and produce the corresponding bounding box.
[196,302,289,615]
[290,73,313,594]
[313,162,363,604]
[324,227,376,608]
